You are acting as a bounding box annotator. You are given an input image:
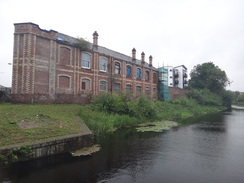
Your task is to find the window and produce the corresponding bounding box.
[126,84,132,93]
[81,79,90,91]
[126,65,132,77]
[153,73,157,83]
[136,86,142,94]
[153,88,157,95]
[59,76,70,88]
[81,53,90,68]
[145,70,149,81]
[100,81,107,91]
[145,87,150,95]
[114,83,121,93]
[137,68,142,79]
[114,62,121,75]
[100,58,107,72]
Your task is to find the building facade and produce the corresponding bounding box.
[165,65,188,89]
[12,23,158,104]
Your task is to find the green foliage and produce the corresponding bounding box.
[91,93,158,120]
[237,94,244,102]
[0,145,34,166]
[221,90,234,108]
[186,89,222,106]
[80,95,224,135]
[78,106,138,135]
[188,62,229,94]
[75,37,90,50]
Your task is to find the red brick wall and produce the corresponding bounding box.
[169,87,186,100]
[12,23,158,104]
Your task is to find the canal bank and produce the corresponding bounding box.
[1,109,244,183]
[0,122,94,166]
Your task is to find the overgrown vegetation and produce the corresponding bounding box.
[0,145,34,166]
[79,93,224,135]
[75,37,90,50]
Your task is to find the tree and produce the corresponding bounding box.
[188,62,229,94]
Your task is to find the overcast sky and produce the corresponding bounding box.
[0,0,243,91]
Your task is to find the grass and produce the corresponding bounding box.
[0,97,226,146]
[0,103,83,147]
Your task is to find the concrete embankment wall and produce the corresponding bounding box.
[0,127,93,163]
[31,133,93,159]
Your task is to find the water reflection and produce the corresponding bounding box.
[1,110,244,183]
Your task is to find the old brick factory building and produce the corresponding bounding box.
[11,23,159,104]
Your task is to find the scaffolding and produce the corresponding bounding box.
[158,67,169,101]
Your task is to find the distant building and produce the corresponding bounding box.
[164,65,188,89]
[11,23,158,104]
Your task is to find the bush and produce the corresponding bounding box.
[186,89,222,106]
[221,90,234,108]
[91,93,158,120]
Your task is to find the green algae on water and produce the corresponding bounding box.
[136,121,178,132]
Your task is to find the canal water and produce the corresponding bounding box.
[1,109,244,183]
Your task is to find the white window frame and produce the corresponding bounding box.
[81,53,91,69]
[100,57,107,72]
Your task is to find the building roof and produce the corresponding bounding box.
[174,65,187,70]
[56,32,156,70]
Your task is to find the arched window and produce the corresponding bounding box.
[126,84,132,93]
[114,83,121,93]
[137,68,142,79]
[153,88,157,96]
[100,81,107,91]
[100,58,107,72]
[126,65,132,77]
[145,70,149,81]
[136,86,142,94]
[153,73,157,83]
[81,53,91,69]
[145,86,150,95]
[114,62,121,75]
[59,76,70,88]
[60,47,71,65]
[81,78,91,91]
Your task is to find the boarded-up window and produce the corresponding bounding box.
[145,87,150,95]
[60,47,71,65]
[36,36,50,60]
[59,76,70,88]
[136,86,142,94]
[153,88,157,96]
[153,73,157,83]
[114,83,121,93]
[81,79,90,91]
[126,84,132,93]
[100,81,107,91]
